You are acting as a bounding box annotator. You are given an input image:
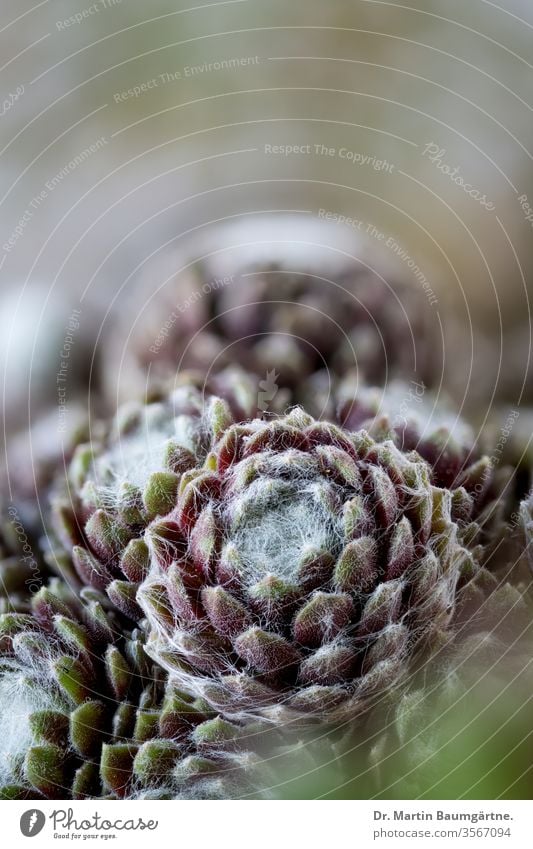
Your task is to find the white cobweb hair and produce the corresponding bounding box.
[0,658,67,788]
[225,471,345,588]
[80,385,207,510]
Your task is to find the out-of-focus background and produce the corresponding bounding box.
[1,0,533,443]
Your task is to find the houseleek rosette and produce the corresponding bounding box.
[134,406,496,724]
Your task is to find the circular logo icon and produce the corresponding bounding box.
[20,810,46,838]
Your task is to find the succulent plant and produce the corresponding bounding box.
[39,366,518,729]
[0,579,266,800]
[309,376,518,540]
[2,215,531,802]
[10,363,523,788]
[102,219,439,407]
[49,371,263,600]
[123,402,504,726]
